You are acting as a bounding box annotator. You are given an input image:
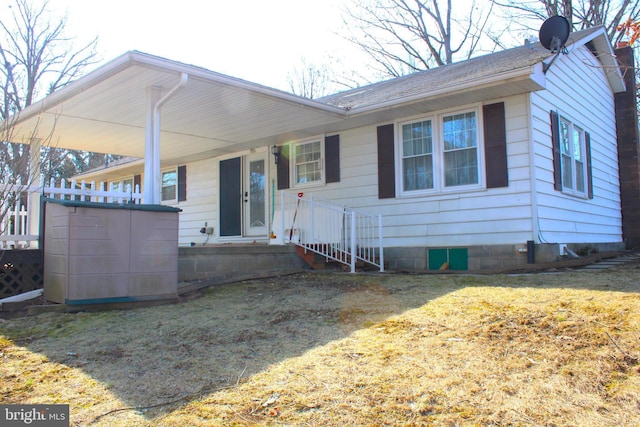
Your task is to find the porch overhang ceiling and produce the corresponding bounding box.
[6,51,348,165]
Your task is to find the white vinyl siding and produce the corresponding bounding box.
[174,158,217,245]
[273,97,532,248]
[88,47,620,251]
[530,44,621,244]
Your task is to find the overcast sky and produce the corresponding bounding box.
[41,0,364,92]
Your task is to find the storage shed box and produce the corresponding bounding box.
[43,198,181,304]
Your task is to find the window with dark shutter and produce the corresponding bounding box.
[277,144,290,190]
[377,124,395,199]
[483,102,508,188]
[550,110,592,198]
[325,134,340,183]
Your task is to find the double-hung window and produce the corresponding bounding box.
[109,178,134,194]
[277,135,339,190]
[559,117,587,195]
[443,111,479,187]
[161,169,177,202]
[550,110,592,199]
[402,119,434,191]
[108,177,134,203]
[399,108,481,195]
[293,139,322,186]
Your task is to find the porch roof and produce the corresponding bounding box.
[6,51,347,165]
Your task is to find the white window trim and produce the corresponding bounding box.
[161,168,178,203]
[395,106,485,197]
[109,176,134,193]
[290,136,325,189]
[558,115,589,199]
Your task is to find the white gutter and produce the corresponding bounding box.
[143,73,189,204]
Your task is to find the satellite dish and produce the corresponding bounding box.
[539,16,570,53]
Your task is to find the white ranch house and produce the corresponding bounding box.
[4,25,639,271]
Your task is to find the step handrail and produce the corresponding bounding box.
[280,192,383,272]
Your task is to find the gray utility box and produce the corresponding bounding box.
[43,198,181,305]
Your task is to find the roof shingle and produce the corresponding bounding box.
[317,26,605,111]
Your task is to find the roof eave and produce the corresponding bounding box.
[549,27,626,93]
[346,65,546,116]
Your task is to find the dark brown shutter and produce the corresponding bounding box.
[277,144,290,190]
[585,131,593,199]
[178,165,187,202]
[133,174,141,204]
[550,110,563,191]
[483,102,508,188]
[325,134,340,183]
[377,124,395,199]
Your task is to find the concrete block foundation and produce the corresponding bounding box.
[178,244,307,282]
[383,242,626,272]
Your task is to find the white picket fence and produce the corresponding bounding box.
[0,178,142,249]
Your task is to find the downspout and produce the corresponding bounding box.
[144,73,189,204]
[526,93,540,246]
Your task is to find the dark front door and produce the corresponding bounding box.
[220,157,242,236]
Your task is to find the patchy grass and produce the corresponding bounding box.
[1,260,639,426]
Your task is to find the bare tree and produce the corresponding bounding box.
[0,0,108,244]
[0,0,100,186]
[492,0,640,44]
[341,0,500,79]
[287,58,334,99]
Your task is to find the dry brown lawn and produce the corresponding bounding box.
[1,258,639,426]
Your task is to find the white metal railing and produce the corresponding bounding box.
[281,192,383,272]
[0,179,142,249]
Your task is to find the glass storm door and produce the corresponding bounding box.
[244,153,267,237]
[219,157,242,236]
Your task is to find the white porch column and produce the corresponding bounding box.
[143,74,188,204]
[27,138,42,245]
[143,86,163,204]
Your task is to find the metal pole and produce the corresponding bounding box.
[309,193,314,247]
[280,191,285,245]
[378,214,384,272]
[350,212,356,273]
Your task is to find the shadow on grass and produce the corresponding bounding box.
[1,257,639,425]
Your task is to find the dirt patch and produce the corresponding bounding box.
[1,256,639,426]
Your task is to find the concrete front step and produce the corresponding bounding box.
[178,244,308,282]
